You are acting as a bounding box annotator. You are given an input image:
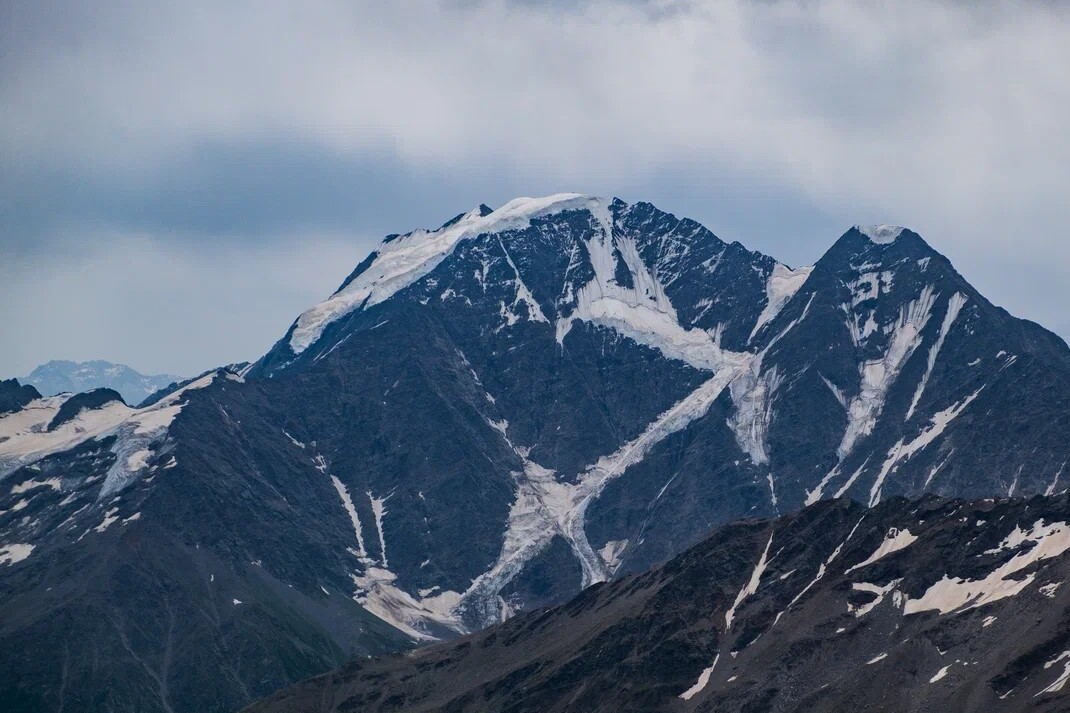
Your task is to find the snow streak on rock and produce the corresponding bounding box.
[328,475,368,559]
[838,285,938,461]
[556,210,741,373]
[773,517,865,627]
[727,365,783,466]
[725,532,773,629]
[846,528,918,573]
[748,264,813,344]
[368,490,391,567]
[907,292,967,421]
[1038,651,1070,696]
[460,364,749,627]
[679,653,720,701]
[868,388,981,506]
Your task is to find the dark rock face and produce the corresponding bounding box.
[2,196,1070,712]
[0,379,39,416]
[246,494,1070,713]
[20,360,183,405]
[46,388,125,431]
[0,372,414,713]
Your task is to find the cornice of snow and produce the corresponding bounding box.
[289,193,605,354]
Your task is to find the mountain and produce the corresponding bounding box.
[20,360,183,405]
[0,379,40,416]
[2,194,1070,712]
[246,493,1070,713]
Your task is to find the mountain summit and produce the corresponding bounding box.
[2,195,1069,712]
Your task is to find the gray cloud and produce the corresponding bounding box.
[2,0,1069,375]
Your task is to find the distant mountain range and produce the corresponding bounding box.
[2,194,1069,712]
[19,360,183,405]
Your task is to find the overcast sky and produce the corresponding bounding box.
[3,0,1069,377]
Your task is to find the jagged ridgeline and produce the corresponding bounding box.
[2,195,1069,712]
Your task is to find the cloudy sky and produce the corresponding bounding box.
[3,0,1069,378]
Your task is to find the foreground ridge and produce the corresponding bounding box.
[247,494,1070,713]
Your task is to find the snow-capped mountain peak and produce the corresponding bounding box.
[6,197,1070,713]
[856,224,906,244]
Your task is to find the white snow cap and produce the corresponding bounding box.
[289,193,604,354]
[856,225,905,244]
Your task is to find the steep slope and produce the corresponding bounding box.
[0,368,414,713]
[247,494,1070,713]
[586,224,1070,574]
[2,195,1070,712]
[20,360,183,405]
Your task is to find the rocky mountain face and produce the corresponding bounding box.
[20,360,183,406]
[247,494,1070,713]
[0,379,40,416]
[2,194,1069,712]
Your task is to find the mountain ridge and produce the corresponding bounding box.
[2,194,1069,712]
[19,359,184,406]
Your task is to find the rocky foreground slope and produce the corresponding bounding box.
[248,494,1070,713]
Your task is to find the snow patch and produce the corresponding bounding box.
[849,579,902,617]
[125,449,151,471]
[748,264,813,343]
[857,225,905,243]
[350,566,464,642]
[598,539,628,574]
[930,664,952,683]
[94,507,120,533]
[0,543,34,565]
[679,654,720,700]
[905,520,1070,615]
[10,477,62,494]
[846,528,918,573]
